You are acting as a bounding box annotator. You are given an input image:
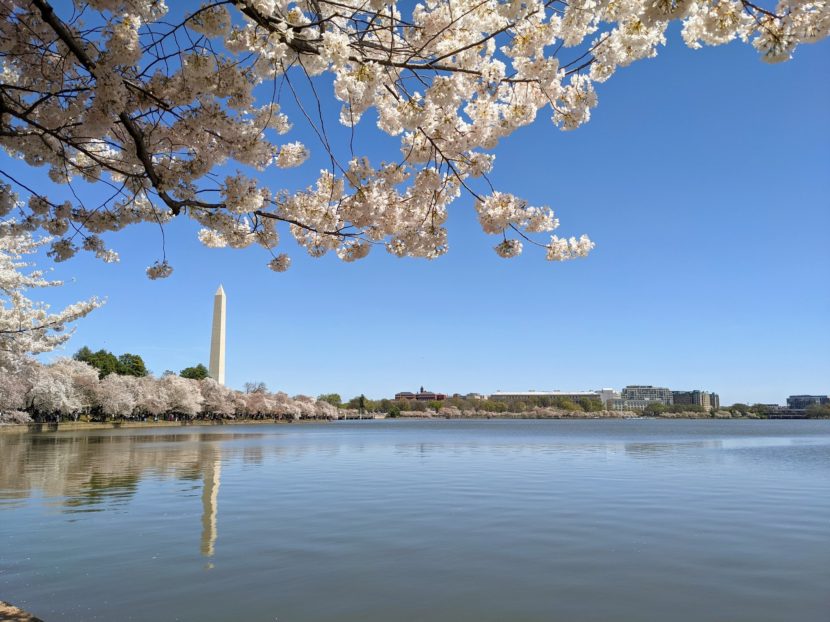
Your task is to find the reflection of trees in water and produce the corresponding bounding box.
[64,472,141,511]
[0,433,240,503]
[0,431,334,557]
[0,433,236,558]
[624,440,723,457]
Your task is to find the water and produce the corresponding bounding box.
[1,419,829,621]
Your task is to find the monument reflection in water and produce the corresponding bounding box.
[0,430,234,560]
[200,453,221,559]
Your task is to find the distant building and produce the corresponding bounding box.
[673,390,719,411]
[622,385,673,403]
[597,388,621,407]
[786,395,829,410]
[610,385,673,411]
[395,387,447,401]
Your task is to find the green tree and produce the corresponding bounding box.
[669,404,704,413]
[74,347,120,377]
[806,403,830,418]
[318,393,342,407]
[74,346,93,363]
[346,394,368,412]
[578,398,604,412]
[554,398,581,412]
[643,402,669,416]
[180,364,209,380]
[117,353,148,377]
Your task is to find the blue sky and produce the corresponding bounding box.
[4,22,828,405]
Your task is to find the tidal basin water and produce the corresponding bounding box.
[1,420,829,621]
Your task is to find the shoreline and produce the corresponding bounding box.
[1,414,825,434]
[0,418,324,434]
[0,601,43,622]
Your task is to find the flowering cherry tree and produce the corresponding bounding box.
[0,0,826,277]
[0,224,100,370]
[0,352,343,419]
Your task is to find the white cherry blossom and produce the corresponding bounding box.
[1,224,101,371]
[0,0,824,273]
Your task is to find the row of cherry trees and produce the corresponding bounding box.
[0,356,339,422]
[0,224,338,423]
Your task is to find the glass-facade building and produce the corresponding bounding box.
[672,390,720,411]
[608,386,673,411]
[621,385,673,404]
[786,395,829,410]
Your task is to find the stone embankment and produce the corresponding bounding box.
[0,418,318,434]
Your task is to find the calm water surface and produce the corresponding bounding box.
[1,419,829,621]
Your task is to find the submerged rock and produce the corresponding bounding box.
[0,601,44,621]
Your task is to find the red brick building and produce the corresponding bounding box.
[394,387,447,401]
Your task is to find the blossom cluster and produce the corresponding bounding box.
[1,225,101,372]
[0,0,825,274]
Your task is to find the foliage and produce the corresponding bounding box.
[346,394,372,411]
[1,0,824,278]
[578,398,604,412]
[180,364,209,380]
[317,393,342,407]
[806,403,830,418]
[118,353,149,377]
[642,402,708,415]
[642,402,669,416]
[74,347,148,378]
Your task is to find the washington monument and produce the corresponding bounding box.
[209,285,226,385]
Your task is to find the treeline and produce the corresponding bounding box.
[72,347,213,382]
[317,394,606,415]
[0,358,338,424]
[642,403,708,416]
[724,402,830,417]
[74,347,149,377]
[806,403,830,417]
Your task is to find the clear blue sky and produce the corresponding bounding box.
[5,22,828,406]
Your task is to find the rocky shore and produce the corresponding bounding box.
[0,601,43,622]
